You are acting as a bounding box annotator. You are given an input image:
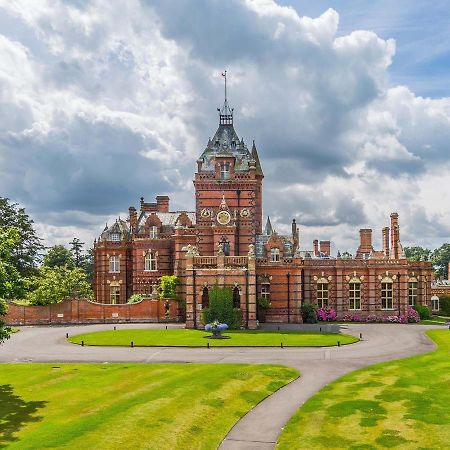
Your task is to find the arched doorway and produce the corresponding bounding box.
[202,287,209,309]
[233,286,240,309]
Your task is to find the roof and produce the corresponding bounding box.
[137,211,196,228]
[100,219,130,241]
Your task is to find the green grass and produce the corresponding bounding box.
[68,328,358,347]
[0,363,298,449]
[277,330,450,449]
[420,316,449,325]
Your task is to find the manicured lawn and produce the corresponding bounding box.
[0,363,298,449]
[68,328,358,347]
[277,330,450,449]
[420,316,449,325]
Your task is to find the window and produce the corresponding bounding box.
[233,286,240,309]
[408,280,418,306]
[111,233,120,241]
[110,286,120,304]
[261,283,270,300]
[149,226,158,239]
[109,255,120,273]
[317,282,329,308]
[381,281,393,309]
[220,162,230,180]
[144,251,157,271]
[349,282,361,310]
[431,296,440,311]
[202,287,209,309]
[271,248,280,262]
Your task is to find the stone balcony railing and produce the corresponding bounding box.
[192,255,250,269]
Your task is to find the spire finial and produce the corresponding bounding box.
[222,70,227,102]
[219,70,233,125]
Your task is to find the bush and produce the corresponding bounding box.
[258,297,271,309]
[159,275,179,299]
[201,286,242,329]
[317,307,337,321]
[439,297,450,316]
[414,304,431,320]
[127,294,144,304]
[301,303,317,324]
[407,306,420,323]
[0,298,12,344]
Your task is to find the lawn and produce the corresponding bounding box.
[0,363,298,450]
[420,316,449,325]
[68,328,358,347]
[277,330,450,449]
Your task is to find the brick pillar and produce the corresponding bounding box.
[247,253,257,329]
[335,267,343,316]
[390,213,399,259]
[185,252,195,329]
[368,267,376,314]
[382,227,390,258]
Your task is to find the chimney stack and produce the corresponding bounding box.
[313,239,319,257]
[389,212,400,259]
[129,206,137,230]
[292,219,299,252]
[382,227,390,258]
[319,240,331,256]
[156,195,170,213]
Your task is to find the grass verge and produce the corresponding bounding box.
[0,363,298,449]
[277,329,450,449]
[68,328,358,347]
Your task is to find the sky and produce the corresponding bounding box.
[0,0,449,255]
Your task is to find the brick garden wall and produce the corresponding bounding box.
[4,298,180,326]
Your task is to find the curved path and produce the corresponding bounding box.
[0,323,442,449]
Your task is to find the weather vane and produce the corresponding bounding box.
[222,70,227,102]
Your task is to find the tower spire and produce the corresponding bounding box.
[218,70,233,125]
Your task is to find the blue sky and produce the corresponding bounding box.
[0,0,449,253]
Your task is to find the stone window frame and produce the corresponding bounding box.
[348,277,362,310]
[220,162,230,180]
[408,276,418,306]
[110,285,120,304]
[109,255,120,273]
[431,295,440,312]
[260,283,270,300]
[381,276,394,310]
[144,250,157,272]
[110,233,121,242]
[149,225,158,239]
[270,247,280,262]
[316,277,329,309]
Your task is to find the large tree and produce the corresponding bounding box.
[43,245,75,269]
[404,246,432,262]
[0,197,43,275]
[0,227,27,299]
[0,298,12,344]
[27,266,93,305]
[432,244,450,279]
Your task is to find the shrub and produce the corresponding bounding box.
[127,294,144,304]
[300,303,317,324]
[202,286,241,329]
[407,306,420,323]
[317,307,337,321]
[413,304,431,320]
[0,298,12,344]
[439,297,450,316]
[383,315,407,323]
[258,297,271,309]
[159,275,179,299]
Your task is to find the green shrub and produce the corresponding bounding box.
[0,298,12,344]
[258,297,271,309]
[414,304,431,320]
[301,303,318,323]
[159,275,179,299]
[439,297,450,316]
[202,286,241,329]
[127,294,144,304]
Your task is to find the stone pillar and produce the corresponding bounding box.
[335,267,343,316]
[247,246,257,329]
[368,267,376,314]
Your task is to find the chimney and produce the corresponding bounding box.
[319,240,331,256]
[129,206,137,230]
[292,219,299,252]
[382,227,390,258]
[313,239,319,257]
[389,212,399,259]
[357,229,373,257]
[156,195,170,213]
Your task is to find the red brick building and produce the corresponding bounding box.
[93,94,433,328]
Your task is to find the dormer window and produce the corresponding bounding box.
[231,140,236,148]
[220,162,230,180]
[215,140,220,147]
[149,226,158,239]
[271,248,280,262]
[111,233,120,242]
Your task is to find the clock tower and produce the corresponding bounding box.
[194,82,263,256]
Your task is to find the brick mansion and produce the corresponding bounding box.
[93,93,433,328]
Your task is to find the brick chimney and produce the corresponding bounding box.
[359,229,373,253]
[292,219,299,252]
[129,206,137,230]
[389,212,400,259]
[313,239,319,257]
[156,195,170,213]
[319,240,331,256]
[382,227,390,258]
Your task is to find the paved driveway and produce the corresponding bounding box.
[0,323,442,449]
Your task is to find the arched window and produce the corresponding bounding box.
[202,287,209,309]
[317,281,328,308]
[408,277,418,306]
[233,286,240,309]
[381,278,393,309]
[144,251,157,271]
[149,226,158,239]
[109,255,120,273]
[431,295,440,312]
[349,281,361,310]
[271,248,280,262]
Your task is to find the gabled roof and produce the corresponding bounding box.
[100,219,130,241]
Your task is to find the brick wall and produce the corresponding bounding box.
[4,298,180,326]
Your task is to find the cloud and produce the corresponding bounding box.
[0,0,449,253]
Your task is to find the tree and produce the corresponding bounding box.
[80,247,94,286]
[0,197,43,275]
[69,238,84,267]
[159,275,179,299]
[432,244,450,279]
[0,228,27,299]
[43,245,75,269]
[0,298,12,344]
[27,266,93,305]
[404,246,432,262]
[341,251,353,259]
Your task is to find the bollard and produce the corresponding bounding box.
[131,341,134,348]
[319,327,322,332]
[81,340,84,347]
[280,342,283,348]
[277,326,280,331]
[338,341,341,347]
[360,333,363,340]
[165,325,168,330]
[66,332,69,339]
[207,342,210,349]
[114,326,116,331]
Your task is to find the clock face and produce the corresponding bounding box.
[217,210,231,225]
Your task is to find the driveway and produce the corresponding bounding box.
[0,323,442,449]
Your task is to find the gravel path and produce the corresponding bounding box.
[0,323,442,449]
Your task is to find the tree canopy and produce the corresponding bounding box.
[43,245,75,269]
[431,244,450,278]
[404,246,432,262]
[0,298,12,344]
